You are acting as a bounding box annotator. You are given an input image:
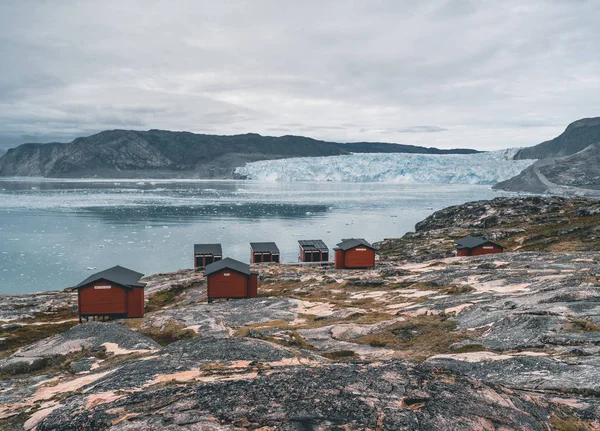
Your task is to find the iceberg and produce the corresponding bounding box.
[235,149,535,184]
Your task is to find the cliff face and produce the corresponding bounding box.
[494,143,600,195]
[514,117,600,160]
[0,129,479,179]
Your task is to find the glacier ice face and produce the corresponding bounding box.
[235,149,535,184]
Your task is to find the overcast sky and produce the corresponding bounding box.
[0,0,599,152]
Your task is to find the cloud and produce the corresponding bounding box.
[395,126,448,133]
[0,0,599,151]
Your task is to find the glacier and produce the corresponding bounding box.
[235,149,535,184]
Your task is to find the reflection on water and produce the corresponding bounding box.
[0,179,511,293]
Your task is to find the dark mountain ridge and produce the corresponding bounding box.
[0,129,479,178]
[514,117,600,160]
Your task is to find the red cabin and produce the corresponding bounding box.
[250,242,280,263]
[455,235,504,257]
[298,240,329,263]
[194,243,223,270]
[334,238,376,269]
[205,257,259,303]
[74,266,146,322]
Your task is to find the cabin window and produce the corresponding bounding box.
[254,253,262,263]
[322,251,329,261]
[205,255,214,265]
[482,246,494,249]
[94,285,111,289]
[355,248,367,251]
[224,273,230,277]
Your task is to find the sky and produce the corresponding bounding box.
[0,0,599,153]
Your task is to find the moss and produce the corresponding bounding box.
[322,350,357,360]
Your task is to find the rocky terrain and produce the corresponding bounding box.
[0,130,477,179]
[495,143,600,196]
[514,117,600,160]
[496,117,600,195]
[1,197,600,430]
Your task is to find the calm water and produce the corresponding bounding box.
[0,179,511,293]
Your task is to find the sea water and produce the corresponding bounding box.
[0,179,512,293]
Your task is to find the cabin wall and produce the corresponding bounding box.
[78,281,127,315]
[207,269,248,299]
[334,249,345,269]
[248,274,258,298]
[344,247,376,268]
[470,244,503,256]
[456,248,470,257]
[126,287,145,317]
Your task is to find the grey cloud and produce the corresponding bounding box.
[0,0,599,151]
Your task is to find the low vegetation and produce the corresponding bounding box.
[0,321,78,356]
[137,322,198,346]
[353,315,473,361]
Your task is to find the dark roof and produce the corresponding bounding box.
[250,242,280,253]
[205,257,255,277]
[75,265,146,289]
[298,240,329,251]
[194,243,222,255]
[334,238,374,251]
[455,235,504,250]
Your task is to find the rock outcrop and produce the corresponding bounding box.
[514,117,600,160]
[495,117,600,194]
[0,129,478,179]
[494,143,600,195]
[2,197,600,429]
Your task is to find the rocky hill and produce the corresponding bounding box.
[494,143,600,195]
[514,117,600,160]
[0,130,478,179]
[1,197,600,430]
[377,196,600,262]
[495,117,600,195]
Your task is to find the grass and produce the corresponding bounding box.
[550,414,594,431]
[322,350,357,360]
[565,318,600,332]
[138,322,198,346]
[145,284,189,312]
[353,315,474,362]
[451,344,488,354]
[0,321,78,355]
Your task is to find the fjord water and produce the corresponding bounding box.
[0,179,508,293]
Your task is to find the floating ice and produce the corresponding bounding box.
[235,149,534,184]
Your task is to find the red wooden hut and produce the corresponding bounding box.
[205,257,258,303]
[334,238,376,269]
[298,240,329,263]
[194,243,223,269]
[74,266,146,322]
[250,242,280,263]
[455,235,504,256]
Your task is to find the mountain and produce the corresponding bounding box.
[514,117,600,160]
[494,143,600,195]
[493,117,600,195]
[0,129,479,179]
